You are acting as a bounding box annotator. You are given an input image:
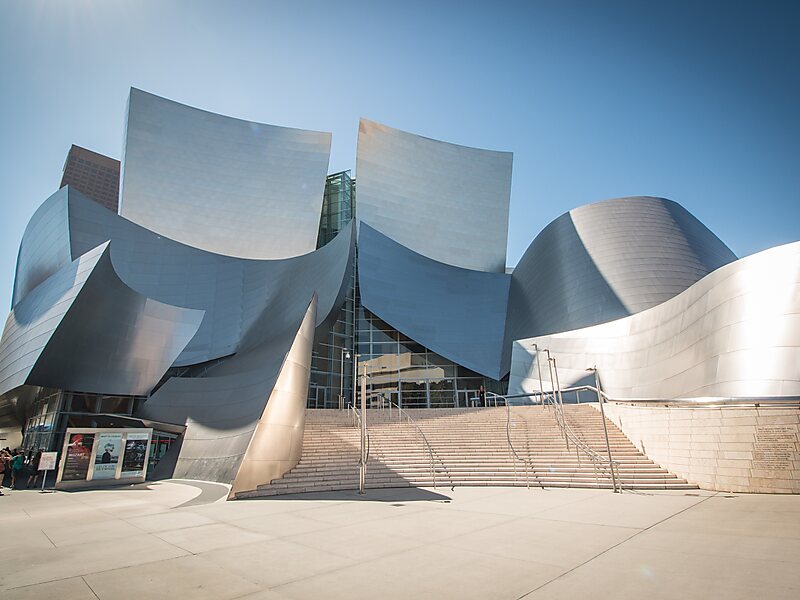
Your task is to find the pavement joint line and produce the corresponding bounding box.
[40,527,57,548]
[81,575,101,599]
[515,491,720,598]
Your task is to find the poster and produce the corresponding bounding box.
[120,432,150,479]
[92,432,122,480]
[62,433,95,481]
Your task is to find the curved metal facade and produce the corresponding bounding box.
[355,118,512,273]
[12,187,72,307]
[504,196,737,370]
[66,187,353,366]
[0,242,204,398]
[509,242,800,398]
[358,223,510,380]
[120,88,331,259]
[4,89,796,492]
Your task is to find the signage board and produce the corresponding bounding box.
[38,451,58,471]
[61,433,95,481]
[120,432,150,479]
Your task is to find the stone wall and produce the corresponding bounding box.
[597,403,800,493]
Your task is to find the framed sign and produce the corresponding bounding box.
[38,451,58,471]
[56,428,153,489]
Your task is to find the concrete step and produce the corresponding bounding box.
[236,406,698,498]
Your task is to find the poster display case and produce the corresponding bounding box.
[56,428,153,489]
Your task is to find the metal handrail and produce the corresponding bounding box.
[350,405,371,470]
[493,386,624,490]
[490,391,546,489]
[377,399,454,490]
[505,387,800,408]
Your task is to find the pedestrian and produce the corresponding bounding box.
[11,450,25,489]
[479,385,487,407]
[27,450,42,488]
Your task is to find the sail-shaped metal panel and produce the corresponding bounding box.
[120,88,331,259]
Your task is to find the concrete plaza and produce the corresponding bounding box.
[0,481,798,599]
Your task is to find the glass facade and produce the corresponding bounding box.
[307,169,504,409]
[355,304,501,409]
[308,171,356,408]
[317,170,354,247]
[22,388,144,453]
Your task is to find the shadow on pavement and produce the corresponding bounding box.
[238,487,453,503]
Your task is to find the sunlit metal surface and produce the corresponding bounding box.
[356,118,512,273]
[11,186,72,307]
[120,88,331,259]
[66,187,353,365]
[358,223,510,379]
[230,296,317,497]
[509,242,800,398]
[0,243,204,398]
[503,196,736,372]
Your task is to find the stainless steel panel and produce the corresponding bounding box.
[356,118,512,273]
[11,187,72,307]
[504,196,737,373]
[358,223,510,380]
[509,242,800,399]
[0,243,204,397]
[120,88,331,259]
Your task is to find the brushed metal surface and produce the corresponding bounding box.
[230,296,316,496]
[356,118,512,273]
[120,88,331,259]
[0,242,204,397]
[509,241,800,398]
[358,223,510,379]
[11,187,72,307]
[67,187,354,366]
[503,196,737,372]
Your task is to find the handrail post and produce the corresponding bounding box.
[546,353,569,450]
[359,362,367,495]
[532,343,546,406]
[589,366,618,493]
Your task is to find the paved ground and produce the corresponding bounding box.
[0,481,798,599]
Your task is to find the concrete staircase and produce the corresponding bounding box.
[236,405,696,498]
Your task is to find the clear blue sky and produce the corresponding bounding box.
[1,1,798,311]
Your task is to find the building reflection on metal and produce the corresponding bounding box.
[509,242,800,399]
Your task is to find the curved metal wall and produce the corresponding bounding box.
[66,188,354,366]
[0,243,204,398]
[138,208,352,483]
[358,223,510,380]
[509,241,800,398]
[356,118,512,273]
[120,88,331,259]
[504,196,737,371]
[11,187,72,307]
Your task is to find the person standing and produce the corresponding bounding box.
[27,450,42,488]
[11,450,25,489]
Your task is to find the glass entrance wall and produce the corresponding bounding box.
[307,171,356,409]
[355,304,504,409]
[22,387,63,451]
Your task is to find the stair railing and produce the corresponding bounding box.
[501,382,624,492]
[378,399,454,490]
[488,391,546,489]
[350,404,371,493]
